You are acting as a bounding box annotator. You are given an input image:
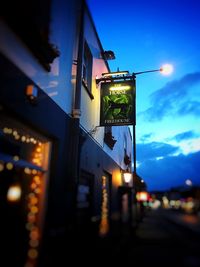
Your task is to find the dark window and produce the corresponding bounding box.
[82,41,93,95]
[104,126,117,150]
[1,0,59,71]
[123,137,131,166]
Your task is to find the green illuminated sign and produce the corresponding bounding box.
[100,80,135,126]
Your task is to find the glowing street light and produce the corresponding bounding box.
[123,170,132,184]
[133,63,173,76]
[160,64,174,75]
[185,179,192,186]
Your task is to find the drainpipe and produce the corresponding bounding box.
[73,0,85,118]
[68,0,85,230]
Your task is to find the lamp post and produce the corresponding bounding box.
[131,63,173,186]
[130,64,173,225]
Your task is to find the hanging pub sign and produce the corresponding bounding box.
[100,80,135,126]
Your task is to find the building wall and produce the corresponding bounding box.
[0,0,81,115]
[80,6,133,170]
[0,1,133,266]
[0,54,74,267]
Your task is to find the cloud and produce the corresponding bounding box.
[137,151,200,191]
[139,132,154,142]
[177,100,200,116]
[173,130,199,142]
[136,141,180,162]
[139,72,200,121]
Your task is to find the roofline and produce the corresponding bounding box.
[85,1,110,72]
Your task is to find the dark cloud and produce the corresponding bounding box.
[173,130,199,142]
[137,151,200,191]
[139,72,200,121]
[136,141,180,162]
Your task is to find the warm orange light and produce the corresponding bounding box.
[28,248,38,259]
[0,162,4,172]
[160,64,174,75]
[7,185,21,202]
[136,191,148,201]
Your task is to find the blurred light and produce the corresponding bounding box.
[29,239,39,248]
[13,155,19,161]
[123,171,132,184]
[160,64,174,75]
[151,199,161,209]
[24,167,31,174]
[7,185,21,202]
[0,162,4,172]
[185,179,192,186]
[28,248,38,259]
[6,162,13,170]
[162,196,169,208]
[136,191,148,201]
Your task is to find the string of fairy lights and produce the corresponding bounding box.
[0,123,48,267]
[99,176,109,237]
[25,142,44,267]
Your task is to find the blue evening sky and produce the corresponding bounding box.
[87,0,200,191]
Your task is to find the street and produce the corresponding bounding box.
[72,208,200,267]
[126,208,200,267]
[37,207,200,267]
[108,210,200,267]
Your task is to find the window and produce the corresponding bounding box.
[0,114,51,266]
[123,137,131,166]
[82,41,93,98]
[104,126,117,150]
[1,0,59,71]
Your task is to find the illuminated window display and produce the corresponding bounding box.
[0,114,51,267]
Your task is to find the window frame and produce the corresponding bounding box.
[82,41,94,99]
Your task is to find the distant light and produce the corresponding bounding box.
[160,64,174,75]
[136,191,148,201]
[185,179,192,186]
[13,155,19,161]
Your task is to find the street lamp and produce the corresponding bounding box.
[131,64,173,183]
[123,170,132,185]
[133,64,173,76]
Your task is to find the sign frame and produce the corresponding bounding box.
[100,80,135,126]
